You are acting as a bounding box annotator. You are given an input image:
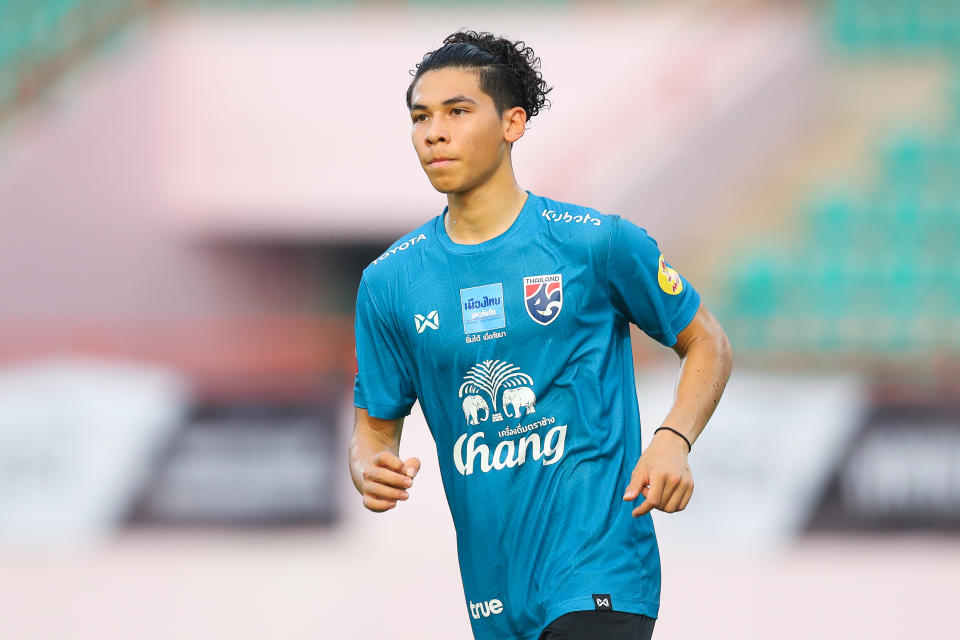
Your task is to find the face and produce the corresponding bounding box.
[409,67,525,194]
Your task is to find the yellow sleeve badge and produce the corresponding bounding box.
[657,254,683,295]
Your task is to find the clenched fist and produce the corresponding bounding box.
[360,451,421,512]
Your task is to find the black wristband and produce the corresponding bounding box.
[654,426,692,453]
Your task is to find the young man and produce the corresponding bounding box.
[349,31,733,640]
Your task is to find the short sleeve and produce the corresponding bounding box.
[607,216,701,347]
[353,277,417,419]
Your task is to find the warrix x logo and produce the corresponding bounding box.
[415,310,439,333]
[592,594,612,611]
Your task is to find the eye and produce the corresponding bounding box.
[451,107,466,116]
[412,114,427,123]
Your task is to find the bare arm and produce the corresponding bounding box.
[624,302,733,516]
[349,407,421,512]
[661,302,734,449]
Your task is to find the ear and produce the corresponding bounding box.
[502,106,527,144]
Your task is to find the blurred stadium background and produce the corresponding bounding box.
[1,0,958,638]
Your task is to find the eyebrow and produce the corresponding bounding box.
[410,95,478,111]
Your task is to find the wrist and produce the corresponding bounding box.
[653,426,692,453]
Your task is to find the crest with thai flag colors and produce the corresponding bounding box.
[523,274,563,326]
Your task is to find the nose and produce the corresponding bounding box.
[425,116,448,145]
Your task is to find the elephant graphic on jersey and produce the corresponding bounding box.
[502,386,536,418]
[462,394,490,425]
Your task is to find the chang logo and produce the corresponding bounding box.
[458,359,534,422]
[454,359,566,475]
[453,426,567,475]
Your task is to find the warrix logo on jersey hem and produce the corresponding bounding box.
[370,233,427,266]
[592,594,613,611]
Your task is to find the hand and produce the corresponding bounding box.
[360,451,421,513]
[622,430,693,517]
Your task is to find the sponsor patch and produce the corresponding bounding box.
[460,283,505,334]
[541,209,602,226]
[370,233,427,266]
[454,358,567,475]
[657,254,683,295]
[523,274,563,326]
[469,598,504,620]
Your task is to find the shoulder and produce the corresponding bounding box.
[535,193,666,249]
[360,217,437,290]
[532,193,626,254]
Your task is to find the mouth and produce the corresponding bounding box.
[428,158,456,167]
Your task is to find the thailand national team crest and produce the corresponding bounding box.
[523,274,563,326]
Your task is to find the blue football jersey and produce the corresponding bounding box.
[354,190,700,640]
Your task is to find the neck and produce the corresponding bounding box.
[444,161,528,245]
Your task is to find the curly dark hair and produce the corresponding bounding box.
[405,30,553,124]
